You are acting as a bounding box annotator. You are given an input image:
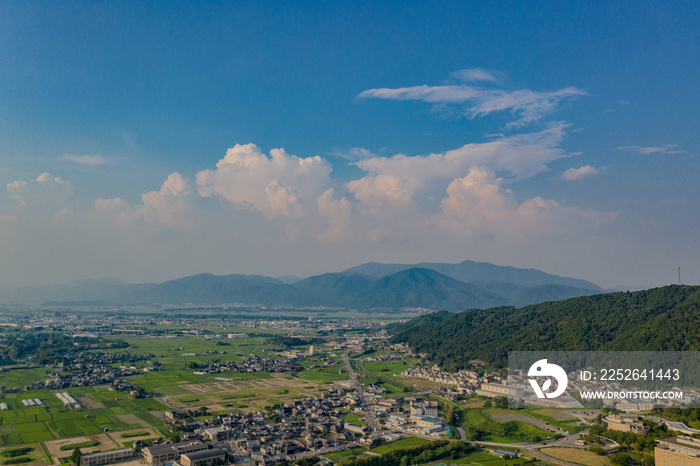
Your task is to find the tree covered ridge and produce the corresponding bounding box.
[389,285,700,370]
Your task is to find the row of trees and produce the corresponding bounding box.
[341,440,475,466]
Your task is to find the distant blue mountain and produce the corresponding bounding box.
[343,260,602,290]
[346,268,505,311]
[0,260,604,310]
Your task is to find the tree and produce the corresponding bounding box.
[589,445,605,455]
[610,452,633,465]
[294,458,320,466]
[493,396,508,409]
[70,448,82,466]
[502,420,518,436]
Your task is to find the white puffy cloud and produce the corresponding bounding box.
[347,174,415,211]
[93,196,133,227]
[94,197,130,212]
[196,143,332,219]
[6,173,75,208]
[59,154,111,165]
[265,179,304,219]
[358,71,588,127]
[316,188,353,240]
[347,124,569,209]
[561,165,599,180]
[0,128,622,288]
[92,173,199,229]
[137,172,196,227]
[434,167,615,238]
[437,168,517,234]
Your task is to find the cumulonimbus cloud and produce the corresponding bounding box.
[195,143,332,219]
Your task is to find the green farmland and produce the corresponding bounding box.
[295,365,349,384]
[361,359,418,375]
[0,388,168,447]
[436,449,531,465]
[460,408,552,443]
[370,437,431,454]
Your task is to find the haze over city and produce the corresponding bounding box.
[1,1,698,289]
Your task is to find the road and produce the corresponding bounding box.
[645,415,700,434]
[474,428,590,466]
[342,350,379,433]
[339,351,595,464]
[388,424,590,466]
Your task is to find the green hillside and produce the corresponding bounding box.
[389,285,700,369]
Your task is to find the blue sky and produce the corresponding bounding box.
[0,1,698,288]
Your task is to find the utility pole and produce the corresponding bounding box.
[678,266,682,285]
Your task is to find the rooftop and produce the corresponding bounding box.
[181,449,226,461]
[658,436,700,453]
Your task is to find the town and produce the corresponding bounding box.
[0,308,698,466]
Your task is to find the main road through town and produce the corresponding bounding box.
[343,350,379,433]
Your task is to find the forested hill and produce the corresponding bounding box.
[389,285,700,370]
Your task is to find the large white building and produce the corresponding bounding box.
[476,383,524,399]
[80,448,134,466]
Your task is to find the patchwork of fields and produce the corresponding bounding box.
[0,388,168,446]
[0,334,354,452]
[0,331,588,466]
[162,373,320,412]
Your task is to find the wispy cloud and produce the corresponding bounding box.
[332,147,379,161]
[450,68,502,83]
[59,154,111,165]
[618,144,685,155]
[561,165,599,180]
[358,70,588,128]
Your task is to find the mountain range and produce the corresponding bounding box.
[0,260,604,310]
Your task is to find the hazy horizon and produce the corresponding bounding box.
[1,2,698,289]
[0,258,674,292]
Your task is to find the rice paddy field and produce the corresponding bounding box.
[353,358,422,395]
[0,332,353,449]
[0,444,47,466]
[0,387,168,447]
